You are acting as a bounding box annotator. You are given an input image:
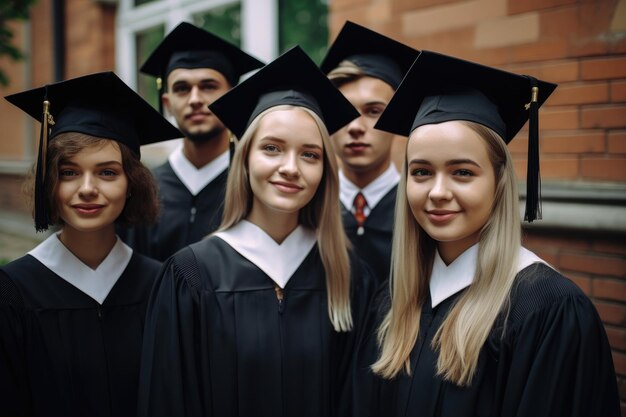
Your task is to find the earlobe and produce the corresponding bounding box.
[161,94,170,114]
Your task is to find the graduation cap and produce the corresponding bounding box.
[140,22,264,111]
[320,21,419,89]
[375,50,557,222]
[208,46,360,139]
[5,71,182,231]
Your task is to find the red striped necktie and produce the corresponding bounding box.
[353,192,367,236]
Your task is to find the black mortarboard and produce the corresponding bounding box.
[208,46,360,138]
[375,50,557,222]
[5,71,182,231]
[320,21,419,90]
[140,22,264,90]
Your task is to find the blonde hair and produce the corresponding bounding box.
[219,105,353,332]
[372,121,521,385]
[327,60,365,88]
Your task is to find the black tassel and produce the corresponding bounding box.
[524,76,541,222]
[228,133,235,165]
[34,98,54,232]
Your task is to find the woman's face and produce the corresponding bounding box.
[247,108,324,224]
[55,140,128,234]
[406,121,496,263]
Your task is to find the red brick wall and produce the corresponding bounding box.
[329,0,626,184]
[0,174,31,213]
[329,0,626,412]
[524,229,626,414]
[65,0,116,78]
[0,0,117,218]
[0,21,28,158]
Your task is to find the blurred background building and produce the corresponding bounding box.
[1,0,625,412]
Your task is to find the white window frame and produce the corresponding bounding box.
[115,0,277,89]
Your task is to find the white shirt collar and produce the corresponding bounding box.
[339,163,400,215]
[429,244,547,308]
[28,233,133,304]
[168,144,229,196]
[214,220,317,288]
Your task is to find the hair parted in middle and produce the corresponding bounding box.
[372,121,522,386]
[217,104,353,332]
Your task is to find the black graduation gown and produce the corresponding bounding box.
[119,161,228,261]
[341,185,396,285]
[138,237,375,417]
[353,263,620,417]
[0,252,160,417]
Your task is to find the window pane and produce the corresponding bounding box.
[278,0,328,65]
[194,3,242,47]
[134,0,159,7]
[136,25,165,109]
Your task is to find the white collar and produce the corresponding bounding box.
[339,163,399,211]
[168,144,229,196]
[214,220,317,288]
[429,244,547,308]
[28,233,133,304]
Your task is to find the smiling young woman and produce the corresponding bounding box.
[351,51,620,417]
[137,46,375,417]
[0,72,180,417]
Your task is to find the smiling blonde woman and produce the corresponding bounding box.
[138,46,375,417]
[352,51,620,417]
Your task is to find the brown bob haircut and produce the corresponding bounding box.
[25,132,159,227]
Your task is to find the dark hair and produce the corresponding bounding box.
[25,132,159,226]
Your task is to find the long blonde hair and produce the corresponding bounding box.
[372,121,521,385]
[219,105,353,332]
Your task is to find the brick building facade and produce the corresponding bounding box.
[1,0,625,412]
[329,0,626,412]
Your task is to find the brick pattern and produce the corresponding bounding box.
[65,0,116,77]
[524,229,626,404]
[330,0,626,183]
[0,0,624,409]
[0,175,31,213]
[330,0,626,409]
[0,22,28,158]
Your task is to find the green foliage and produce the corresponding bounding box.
[278,0,328,65]
[194,3,242,46]
[136,25,165,108]
[0,0,37,86]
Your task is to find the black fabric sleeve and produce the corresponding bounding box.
[0,270,32,416]
[137,247,210,417]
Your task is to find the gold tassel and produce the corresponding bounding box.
[41,100,55,180]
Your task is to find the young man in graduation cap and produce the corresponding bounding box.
[120,22,264,261]
[320,21,419,284]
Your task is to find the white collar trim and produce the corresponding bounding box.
[168,144,229,196]
[339,163,399,211]
[214,220,317,288]
[28,233,133,304]
[429,244,547,308]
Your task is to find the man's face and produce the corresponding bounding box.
[162,68,231,142]
[332,76,395,178]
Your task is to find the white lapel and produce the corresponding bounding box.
[29,233,133,304]
[169,145,229,196]
[430,244,549,308]
[214,220,317,288]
